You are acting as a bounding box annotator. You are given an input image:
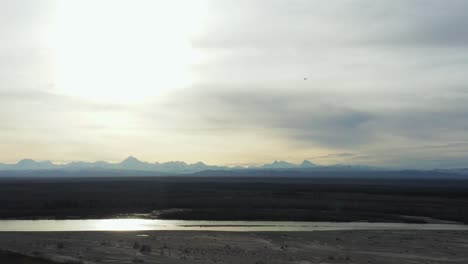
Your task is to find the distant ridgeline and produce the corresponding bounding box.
[0,156,320,174]
[0,156,466,178]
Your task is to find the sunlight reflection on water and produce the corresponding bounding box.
[0,219,467,232]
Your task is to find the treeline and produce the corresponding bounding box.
[0,177,467,223]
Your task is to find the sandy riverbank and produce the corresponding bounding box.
[0,230,467,263]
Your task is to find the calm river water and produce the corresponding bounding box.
[0,219,467,232]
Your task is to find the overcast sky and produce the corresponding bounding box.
[1,0,468,168]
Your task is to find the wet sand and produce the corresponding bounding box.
[1,230,467,264]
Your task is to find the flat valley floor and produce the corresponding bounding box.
[0,230,467,264]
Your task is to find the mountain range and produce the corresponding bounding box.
[0,156,362,174]
[1,157,467,179]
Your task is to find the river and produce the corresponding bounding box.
[0,219,467,232]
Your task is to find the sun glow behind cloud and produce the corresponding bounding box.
[52,0,208,102]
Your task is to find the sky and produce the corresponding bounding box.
[1,0,468,168]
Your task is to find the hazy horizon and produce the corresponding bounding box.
[0,155,323,168]
[2,0,468,169]
[0,155,465,170]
